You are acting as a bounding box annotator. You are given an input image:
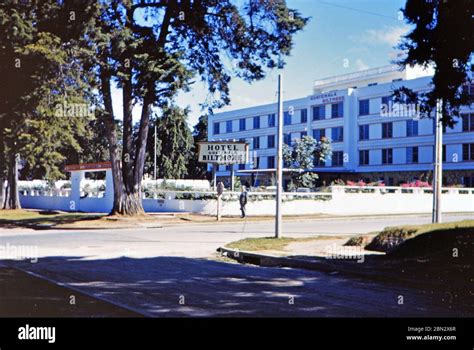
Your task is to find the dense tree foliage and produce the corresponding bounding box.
[395,0,474,126]
[283,136,332,189]
[186,114,209,179]
[0,1,94,208]
[144,106,193,179]
[83,0,308,215]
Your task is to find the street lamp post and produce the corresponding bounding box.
[154,122,157,182]
[275,74,283,239]
[432,99,443,223]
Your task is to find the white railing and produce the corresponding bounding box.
[20,186,474,199]
[313,65,400,88]
[21,189,72,197]
[141,190,332,201]
[330,185,474,195]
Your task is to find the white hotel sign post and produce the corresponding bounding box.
[198,141,249,220]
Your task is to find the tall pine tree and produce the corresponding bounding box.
[186,114,209,180]
[145,106,193,179]
[85,0,308,215]
[0,1,95,209]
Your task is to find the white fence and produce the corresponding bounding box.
[18,185,474,216]
[329,186,474,215]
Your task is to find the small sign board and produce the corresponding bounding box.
[65,162,112,172]
[198,141,248,164]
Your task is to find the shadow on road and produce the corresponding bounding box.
[3,254,470,317]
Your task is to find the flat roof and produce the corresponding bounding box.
[313,64,402,89]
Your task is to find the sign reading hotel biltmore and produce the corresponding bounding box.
[198,141,248,164]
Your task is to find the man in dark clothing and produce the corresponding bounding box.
[239,186,248,218]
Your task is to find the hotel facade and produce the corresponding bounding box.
[208,65,474,188]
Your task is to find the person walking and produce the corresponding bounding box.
[239,186,248,218]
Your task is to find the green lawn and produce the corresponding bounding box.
[225,235,341,251]
[365,220,474,253]
[0,209,104,228]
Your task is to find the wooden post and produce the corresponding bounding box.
[212,164,217,191]
[216,181,224,221]
[230,165,235,192]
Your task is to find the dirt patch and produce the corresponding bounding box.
[365,220,474,254]
[344,234,374,247]
[286,236,351,257]
[365,227,418,252]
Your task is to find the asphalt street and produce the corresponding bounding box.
[1,213,472,316]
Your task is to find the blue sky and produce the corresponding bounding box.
[113,0,410,127]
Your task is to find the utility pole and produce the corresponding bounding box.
[432,99,443,223]
[154,123,157,182]
[275,74,283,238]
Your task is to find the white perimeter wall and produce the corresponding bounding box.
[19,186,474,216]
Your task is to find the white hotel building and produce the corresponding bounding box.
[208,65,474,188]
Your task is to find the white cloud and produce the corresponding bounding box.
[353,25,410,47]
[355,59,369,71]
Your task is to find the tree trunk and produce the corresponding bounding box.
[100,69,148,216]
[120,191,145,216]
[3,153,21,210]
[99,3,173,216]
[122,78,134,192]
[100,69,126,215]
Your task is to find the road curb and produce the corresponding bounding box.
[217,246,339,273]
[216,246,470,298]
[216,246,404,285]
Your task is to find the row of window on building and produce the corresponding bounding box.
[213,83,474,135]
[213,94,426,135]
[213,99,474,136]
[358,143,474,165]
[215,84,474,135]
[213,110,307,135]
[244,114,473,150]
[219,143,474,172]
[358,83,474,116]
[359,114,474,140]
[212,102,345,134]
[248,128,342,150]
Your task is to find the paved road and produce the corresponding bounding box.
[0,213,472,259]
[0,213,472,316]
[9,255,462,317]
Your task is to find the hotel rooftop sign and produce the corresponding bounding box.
[198,141,248,164]
[310,91,344,104]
